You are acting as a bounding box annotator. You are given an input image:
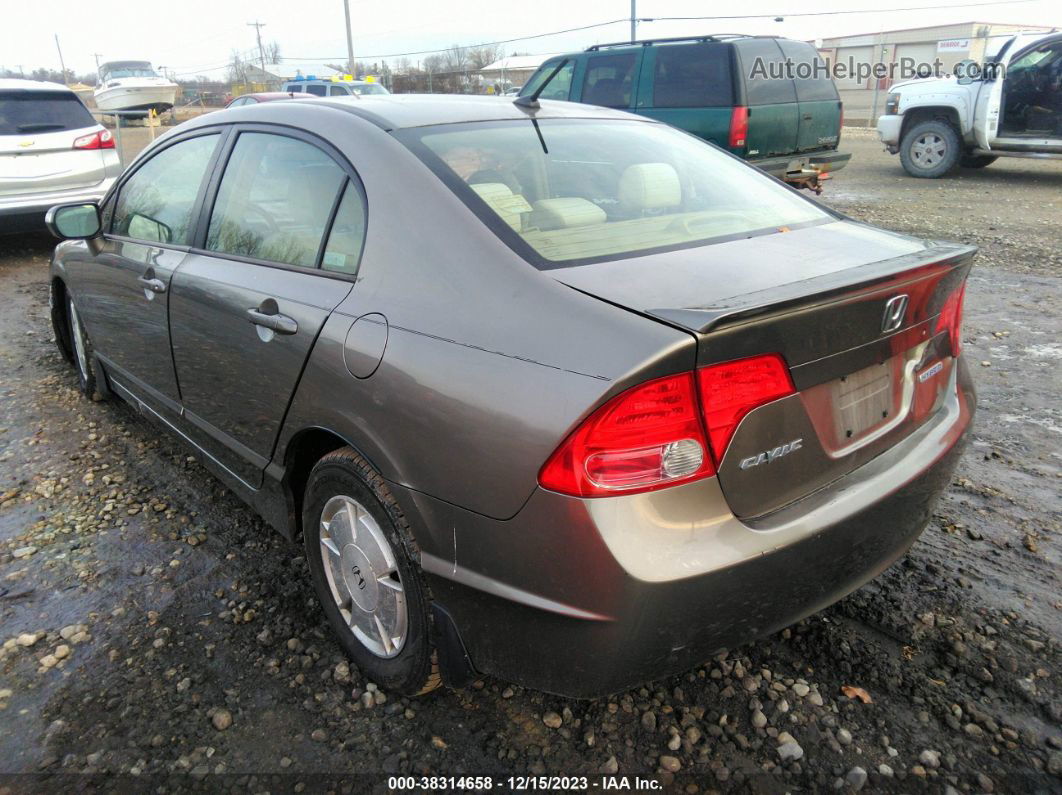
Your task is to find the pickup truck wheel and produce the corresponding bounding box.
[960,154,997,169]
[303,447,441,696]
[899,120,961,178]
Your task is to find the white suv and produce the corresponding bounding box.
[1,79,121,230]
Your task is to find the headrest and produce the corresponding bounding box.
[530,198,607,231]
[618,163,681,211]
[470,183,532,232]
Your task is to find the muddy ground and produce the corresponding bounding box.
[0,133,1059,793]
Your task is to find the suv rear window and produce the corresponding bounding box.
[401,119,828,268]
[0,91,96,135]
[652,43,733,107]
[736,39,797,105]
[777,40,839,102]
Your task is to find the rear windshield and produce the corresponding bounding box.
[777,40,839,102]
[0,91,96,135]
[399,119,829,268]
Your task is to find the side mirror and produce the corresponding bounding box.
[954,59,980,85]
[45,203,101,240]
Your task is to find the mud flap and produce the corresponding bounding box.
[431,603,476,688]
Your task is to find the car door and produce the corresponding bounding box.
[75,130,223,413]
[167,128,363,487]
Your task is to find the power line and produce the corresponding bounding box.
[278,0,1036,62]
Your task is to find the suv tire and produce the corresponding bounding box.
[899,120,961,178]
[959,154,997,169]
[302,447,441,695]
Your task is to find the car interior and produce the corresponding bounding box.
[1000,40,1062,137]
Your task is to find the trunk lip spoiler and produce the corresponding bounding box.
[647,242,977,334]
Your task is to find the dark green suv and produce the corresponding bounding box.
[520,35,850,190]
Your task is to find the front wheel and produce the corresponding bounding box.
[960,154,997,169]
[67,297,101,400]
[899,120,961,178]
[302,447,441,695]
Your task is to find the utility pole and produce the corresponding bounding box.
[630,0,637,43]
[54,34,68,85]
[248,20,267,81]
[342,0,355,76]
[92,52,103,76]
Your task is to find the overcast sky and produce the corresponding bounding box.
[4,0,1061,78]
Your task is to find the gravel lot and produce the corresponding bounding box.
[0,130,1059,792]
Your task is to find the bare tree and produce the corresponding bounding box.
[227,50,249,84]
[265,41,281,64]
[469,44,504,70]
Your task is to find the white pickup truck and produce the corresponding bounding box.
[877,31,1062,177]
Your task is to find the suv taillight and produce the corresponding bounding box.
[538,354,795,497]
[935,282,967,356]
[728,106,749,149]
[73,130,115,150]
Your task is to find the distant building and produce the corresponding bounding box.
[479,54,561,90]
[817,22,1056,123]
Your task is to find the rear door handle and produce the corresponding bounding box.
[802,113,813,120]
[247,308,298,335]
[137,275,166,293]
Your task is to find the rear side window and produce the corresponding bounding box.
[112,134,218,245]
[304,84,327,97]
[582,53,638,108]
[206,132,346,268]
[652,43,733,107]
[736,39,796,105]
[777,40,839,102]
[321,181,368,275]
[0,91,96,135]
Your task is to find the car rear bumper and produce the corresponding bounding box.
[407,357,974,697]
[751,150,851,180]
[0,175,118,227]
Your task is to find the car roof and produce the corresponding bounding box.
[286,78,377,85]
[0,78,74,94]
[271,94,643,131]
[243,92,315,101]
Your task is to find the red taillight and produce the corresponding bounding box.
[72,130,115,150]
[538,373,714,497]
[935,282,967,356]
[539,353,797,497]
[697,354,795,460]
[728,106,749,149]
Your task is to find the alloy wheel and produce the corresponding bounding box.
[69,300,89,382]
[911,133,947,168]
[318,494,408,658]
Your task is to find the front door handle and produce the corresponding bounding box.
[137,275,166,293]
[247,308,298,335]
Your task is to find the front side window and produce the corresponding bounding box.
[328,85,350,96]
[206,132,346,267]
[404,119,828,267]
[582,53,638,108]
[351,83,389,95]
[521,60,575,101]
[112,134,218,244]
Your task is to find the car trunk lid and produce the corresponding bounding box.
[555,221,975,516]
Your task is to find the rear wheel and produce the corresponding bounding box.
[66,297,100,400]
[960,153,997,169]
[899,120,961,178]
[302,447,441,695]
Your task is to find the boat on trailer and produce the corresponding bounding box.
[93,61,177,116]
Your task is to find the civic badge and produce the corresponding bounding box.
[881,294,908,334]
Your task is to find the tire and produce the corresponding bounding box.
[302,447,441,695]
[899,120,961,178]
[960,154,997,169]
[66,296,101,400]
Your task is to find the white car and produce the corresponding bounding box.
[877,31,1062,177]
[1,79,121,230]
